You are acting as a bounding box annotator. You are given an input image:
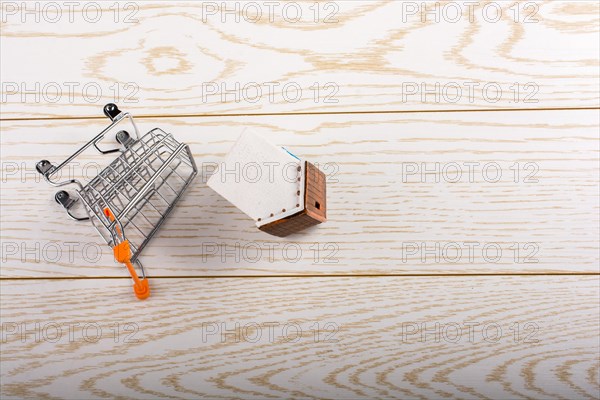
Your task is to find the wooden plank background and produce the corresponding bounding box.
[1,1,599,399]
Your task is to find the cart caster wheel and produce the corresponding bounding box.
[116,130,131,145]
[54,191,88,221]
[103,103,121,120]
[55,191,71,207]
[36,160,53,175]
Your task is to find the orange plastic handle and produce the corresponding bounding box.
[104,208,122,238]
[113,241,150,300]
[104,208,150,300]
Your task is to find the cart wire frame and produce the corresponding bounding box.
[36,104,198,299]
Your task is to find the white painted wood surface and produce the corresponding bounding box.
[1,1,599,399]
[1,276,599,399]
[1,1,599,119]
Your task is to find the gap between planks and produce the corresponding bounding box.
[1,272,599,281]
[2,106,599,122]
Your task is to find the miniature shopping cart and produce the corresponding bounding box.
[36,104,198,300]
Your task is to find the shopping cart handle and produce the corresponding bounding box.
[104,207,150,300]
[114,240,150,300]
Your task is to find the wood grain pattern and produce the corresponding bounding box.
[1,276,598,399]
[1,109,598,277]
[1,1,599,119]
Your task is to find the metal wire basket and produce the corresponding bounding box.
[36,104,198,299]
